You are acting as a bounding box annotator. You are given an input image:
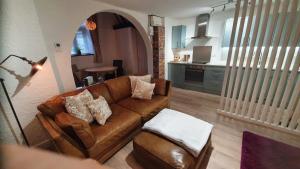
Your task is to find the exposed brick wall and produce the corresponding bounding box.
[152,26,165,79]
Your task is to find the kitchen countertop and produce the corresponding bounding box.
[168,61,226,68]
[168,61,300,72]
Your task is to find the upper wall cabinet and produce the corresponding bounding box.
[172,25,186,49]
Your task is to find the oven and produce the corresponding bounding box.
[185,65,205,83]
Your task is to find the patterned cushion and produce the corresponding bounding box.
[87,96,112,125]
[129,75,152,93]
[65,89,94,123]
[132,79,155,100]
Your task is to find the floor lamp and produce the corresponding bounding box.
[0,54,47,146]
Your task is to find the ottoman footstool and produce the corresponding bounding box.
[132,109,213,169]
[133,131,213,169]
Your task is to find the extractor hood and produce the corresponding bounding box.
[192,14,212,39]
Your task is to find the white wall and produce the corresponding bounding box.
[97,13,120,66]
[34,0,153,92]
[0,0,60,144]
[164,9,235,79]
[116,27,147,75]
[165,17,178,79]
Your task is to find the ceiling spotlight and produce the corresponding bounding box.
[198,22,208,26]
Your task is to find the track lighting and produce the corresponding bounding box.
[211,0,235,13]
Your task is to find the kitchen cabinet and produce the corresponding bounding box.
[168,62,225,95]
[168,63,185,88]
[168,62,300,96]
[203,66,225,94]
[172,25,186,49]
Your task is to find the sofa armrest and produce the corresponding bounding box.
[36,113,86,158]
[153,79,172,97]
[55,112,96,149]
[165,80,172,97]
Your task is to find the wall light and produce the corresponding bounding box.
[86,20,97,30]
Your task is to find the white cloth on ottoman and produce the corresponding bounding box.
[142,108,213,157]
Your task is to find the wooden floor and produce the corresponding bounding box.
[104,87,300,169]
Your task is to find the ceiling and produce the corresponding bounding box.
[95,0,232,18]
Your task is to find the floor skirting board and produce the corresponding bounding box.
[217,109,300,137]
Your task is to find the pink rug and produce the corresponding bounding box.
[241,131,300,169]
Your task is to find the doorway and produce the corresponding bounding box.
[71,12,148,87]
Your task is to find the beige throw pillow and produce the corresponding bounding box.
[129,74,152,93]
[65,89,94,123]
[132,79,155,100]
[87,96,112,125]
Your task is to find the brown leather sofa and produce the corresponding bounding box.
[37,76,171,163]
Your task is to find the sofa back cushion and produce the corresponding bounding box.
[87,83,114,104]
[105,76,131,102]
[38,89,84,118]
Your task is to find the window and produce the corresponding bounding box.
[222,17,249,47]
[222,12,300,47]
[71,23,95,56]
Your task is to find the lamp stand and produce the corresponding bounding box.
[0,78,29,146]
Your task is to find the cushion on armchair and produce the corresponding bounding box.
[132,79,155,100]
[55,112,96,149]
[87,96,112,125]
[64,89,94,123]
[129,74,152,93]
